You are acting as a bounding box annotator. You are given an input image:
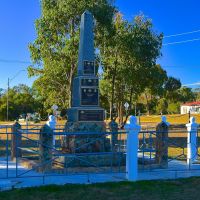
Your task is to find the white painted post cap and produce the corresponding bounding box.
[46,115,56,129]
[186,117,199,132]
[125,115,141,131]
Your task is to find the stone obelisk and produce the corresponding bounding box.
[77,10,95,76]
[64,11,107,153]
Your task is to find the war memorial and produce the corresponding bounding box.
[0,10,200,191]
[61,11,115,164]
[65,11,106,135]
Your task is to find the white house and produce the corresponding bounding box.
[181,101,200,114]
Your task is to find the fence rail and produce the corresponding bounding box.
[0,124,128,180]
[0,121,200,184]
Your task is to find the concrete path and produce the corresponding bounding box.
[1,157,200,190]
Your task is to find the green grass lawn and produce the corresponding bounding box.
[0,177,200,200]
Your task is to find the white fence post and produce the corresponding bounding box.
[46,115,57,146]
[125,115,141,181]
[186,117,199,166]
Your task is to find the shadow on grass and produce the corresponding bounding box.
[0,177,200,200]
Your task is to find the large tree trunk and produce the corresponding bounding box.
[129,87,133,113]
[121,87,134,128]
[119,102,123,125]
[109,101,112,119]
[111,72,116,120]
[144,93,150,115]
[69,64,75,107]
[68,18,76,107]
[110,54,118,120]
[117,103,120,124]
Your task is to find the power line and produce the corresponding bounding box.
[162,65,200,68]
[164,29,200,38]
[163,38,200,46]
[9,70,26,82]
[0,59,31,64]
[183,82,200,86]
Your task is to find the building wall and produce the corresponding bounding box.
[181,105,200,114]
[181,106,190,114]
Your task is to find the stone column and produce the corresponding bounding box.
[39,124,53,172]
[186,117,199,166]
[155,116,170,168]
[109,120,118,151]
[125,116,141,181]
[11,122,22,161]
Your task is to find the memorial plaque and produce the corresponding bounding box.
[81,78,98,87]
[84,61,95,74]
[81,88,98,105]
[78,110,104,121]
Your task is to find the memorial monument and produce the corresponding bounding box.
[63,11,109,153]
[67,10,105,126]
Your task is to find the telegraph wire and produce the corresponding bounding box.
[0,59,31,64]
[162,65,200,68]
[183,82,200,87]
[164,29,200,38]
[163,38,200,46]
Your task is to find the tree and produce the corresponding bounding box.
[165,76,181,91]
[99,13,128,121]
[28,0,116,110]
[142,65,167,114]
[178,87,196,103]
[167,102,180,114]
[156,98,168,114]
[0,88,4,98]
[99,79,112,117]
[164,76,181,102]
[194,88,200,101]
[100,13,163,120]
[0,85,42,121]
[28,1,166,118]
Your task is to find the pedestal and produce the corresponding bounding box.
[62,121,110,153]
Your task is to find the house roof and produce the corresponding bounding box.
[182,101,200,106]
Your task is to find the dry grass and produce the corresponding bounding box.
[0,114,198,142]
[1,113,200,127]
[140,114,200,124]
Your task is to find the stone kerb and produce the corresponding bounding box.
[125,115,141,181]
[155,116,170,168]
[186,116,199,166]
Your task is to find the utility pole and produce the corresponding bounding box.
[135,102,137,116]
[189,110,191,123]
[7,78,9,121]
[6,70,25,121]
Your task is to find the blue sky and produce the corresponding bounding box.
[0,0,200,90]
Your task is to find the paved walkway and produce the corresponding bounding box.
[1,158,200,190]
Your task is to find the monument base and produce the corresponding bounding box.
[61,121,110,153]
[65,121,106,132]
[57,153,126,168]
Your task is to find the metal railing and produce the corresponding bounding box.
[0,123,200,181]
[0,124,127,180]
